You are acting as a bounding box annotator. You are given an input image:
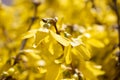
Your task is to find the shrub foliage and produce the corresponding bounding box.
[0,0,120,80]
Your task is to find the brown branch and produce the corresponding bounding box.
[112,1,120,80]
[113,0,120,49]
[53,19,60,34]
[1,26,12,42]
[20,6,38,50]
[14,2,40,65]
[52,18,82,79]
[70,63,82,80]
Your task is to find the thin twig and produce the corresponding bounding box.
[14,2,40,65]
[112,1,120,80]
[53,20,81,79]
[113,0,120,49]
[1,26,12,42]
[20,6,38,50]
[70,63,82,80]
[54,24,59,34]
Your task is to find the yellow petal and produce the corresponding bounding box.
[50,30,70,46]
[64,45,72,64]
[87,39,105,48]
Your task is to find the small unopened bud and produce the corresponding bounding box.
[32,0,41,6]
[42,17,58,25]
[8,68,15,74]
[43,23,51,28]
[73,73,78,79]
[2,71,9,76]
[37,60,46,67]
